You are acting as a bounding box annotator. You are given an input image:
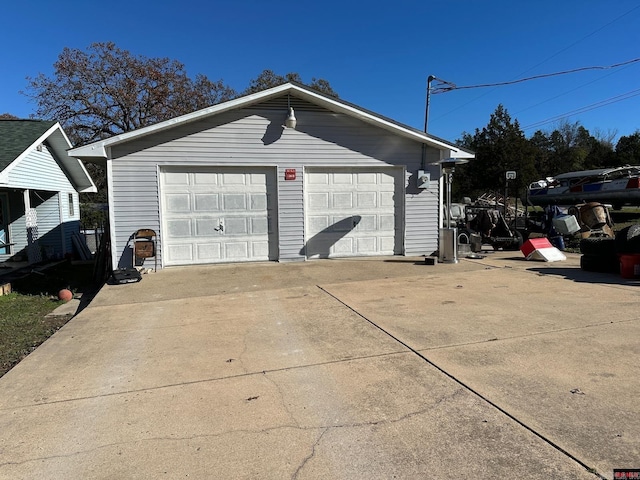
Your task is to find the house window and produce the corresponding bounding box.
[68,193,75,217]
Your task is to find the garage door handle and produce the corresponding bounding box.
[214,222,224,232]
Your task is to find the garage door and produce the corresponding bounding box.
[304,167,403,258]
[161,167,277,266]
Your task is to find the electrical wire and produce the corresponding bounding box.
[433,58,640,93]
[522,88,640,131]
[432,4,640,120]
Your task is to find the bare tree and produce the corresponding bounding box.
[24,42,236,146]
[243,69,339,97]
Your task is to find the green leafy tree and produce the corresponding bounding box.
[455,105,536,199]
[583,136,616,169]
[615,131,640,165]
[530,121,617,175]
[547,120,592,173]
[243,69,339,97]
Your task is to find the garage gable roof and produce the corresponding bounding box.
[69,82,474,160]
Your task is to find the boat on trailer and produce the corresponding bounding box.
[527,165,640,207]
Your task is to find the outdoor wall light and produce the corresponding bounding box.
[285,107,297,129]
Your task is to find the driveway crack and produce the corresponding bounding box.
[317,285,607,480]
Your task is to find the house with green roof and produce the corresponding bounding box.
[0,119,96,264]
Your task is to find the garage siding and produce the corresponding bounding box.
[109,98,441,268]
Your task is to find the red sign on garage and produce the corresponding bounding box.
[285,168,296,180]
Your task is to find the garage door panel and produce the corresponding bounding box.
[332,215,360,232]
[196,244,221,260]
[250,194,267,210]
[167,218,192,237]
[165,193,190,213]
[167,244,193,262]
[225,242,249,258]
[193,172,218,185]
[252,241,269,258]
[162,167,276,266]
[221,173,246,185]
[225,217,248,235]
[194,194,219,211]
[333,173,353,184]
[357,237,377,252]
[380,192,395,207]
[333,192,353,208]
[164,172,189,185]
[308,193,329,209]
[333,237,354,254]
[356,215,377,231]
[380,236,396,252]
[223,194,247,210]
[305,168,402,259]
[380,173,395,185]
[357,192,377,207]
[251,217,269,234]
[308,216,329,232]
[357,173,377,184]
[195,218,218,236]
[380,215,396,230]
[308,173,329,185]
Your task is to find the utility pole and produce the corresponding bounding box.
[424,75,436,133]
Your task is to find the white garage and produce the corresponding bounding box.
[70,82,474,271]
[304,167,403,258]
[160,166,278,265]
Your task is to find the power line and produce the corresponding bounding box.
[514,4,640,79]
[522,88,640,131]
[432,57,640,93]
[432,4,640,119]
[514,62,636,115]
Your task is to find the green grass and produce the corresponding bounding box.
[0,293,69,377]
[0,260,100,378]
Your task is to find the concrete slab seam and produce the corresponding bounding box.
[0,350,411,413]
[316,284,607,480]
[413,317,640,353]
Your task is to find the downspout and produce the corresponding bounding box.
[107,158,117,271]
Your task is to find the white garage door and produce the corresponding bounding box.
[161,167,277,266]
[304,167,403,258]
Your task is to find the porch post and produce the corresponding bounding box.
[24,189,42,264]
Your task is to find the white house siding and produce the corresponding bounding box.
[405,148,442,256]
[6,145,76,192]
[2,146,81,259]
[108,98,442,269]
[60,190,81,257]
[110,162,161,268]
[31,191,62,258]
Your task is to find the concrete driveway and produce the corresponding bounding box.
[1,252,638,479]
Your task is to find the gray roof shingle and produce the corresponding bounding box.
[0,119,57,172]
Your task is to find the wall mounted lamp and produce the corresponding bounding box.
[284,95,297,129]
[285,107,297,129]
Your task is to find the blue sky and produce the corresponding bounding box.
[2,1,639,144]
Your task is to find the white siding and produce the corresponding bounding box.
[33,192,62,257]
[1,146,81,260]
[109,98,441,268]
[6,145,76,192]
